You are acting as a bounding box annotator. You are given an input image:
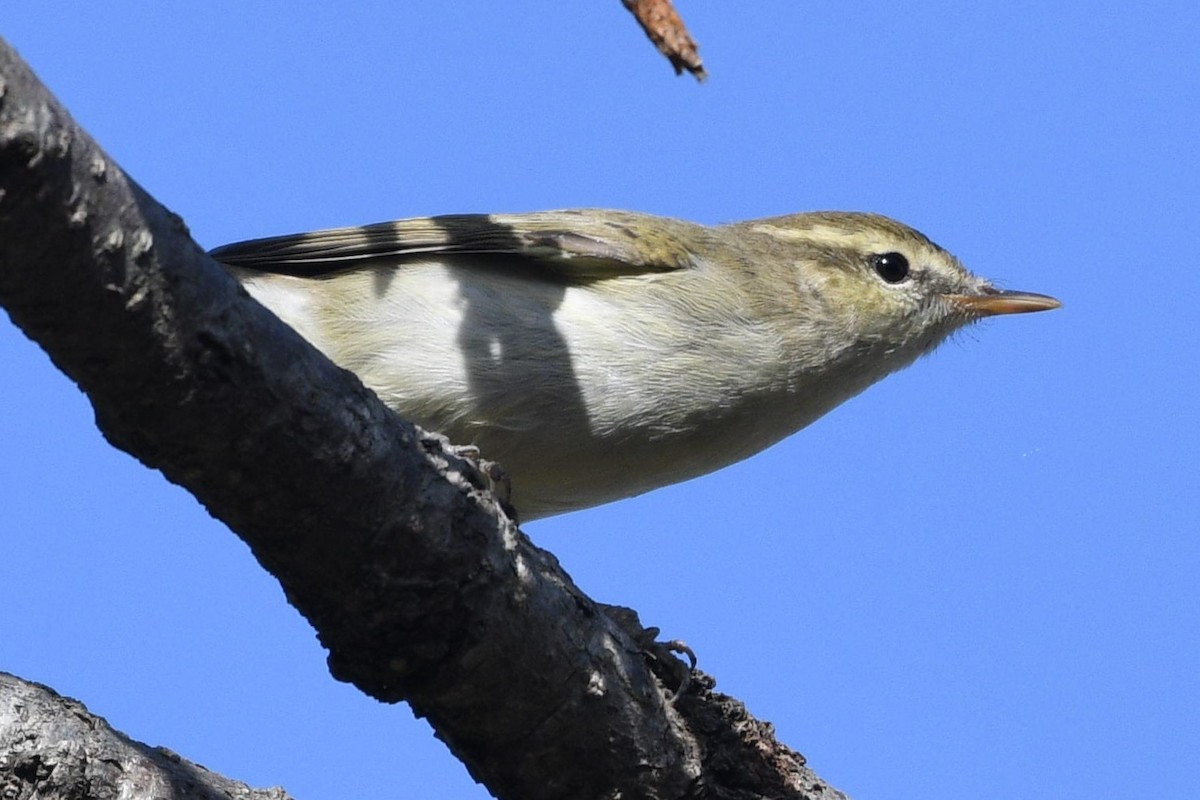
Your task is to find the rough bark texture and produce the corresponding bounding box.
[0,40,844,800]
[0,673,292,800]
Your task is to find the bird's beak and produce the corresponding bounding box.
[947,287,1062,316]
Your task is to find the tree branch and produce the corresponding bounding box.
[0,673,292,800]
[622,0,706,80]
[0,40,841,800]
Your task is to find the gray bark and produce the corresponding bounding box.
[0,673,292,800]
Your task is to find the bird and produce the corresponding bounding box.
[211,208,1060,520]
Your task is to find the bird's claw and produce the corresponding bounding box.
[601,604,697,700]
[424,435,519,522]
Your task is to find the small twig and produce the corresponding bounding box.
[622,0,706,81]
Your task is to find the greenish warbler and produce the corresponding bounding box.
[211,209,1060,520]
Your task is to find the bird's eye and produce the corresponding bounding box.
[872,252,910,284]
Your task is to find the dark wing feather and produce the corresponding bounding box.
[209,209,700,279]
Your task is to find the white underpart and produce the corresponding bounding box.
[239,261,859,519]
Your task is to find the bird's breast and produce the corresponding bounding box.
[238,260,831,517]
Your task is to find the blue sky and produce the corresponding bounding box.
[2,3,1197,798]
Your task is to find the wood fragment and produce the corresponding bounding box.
[622,0,707,81]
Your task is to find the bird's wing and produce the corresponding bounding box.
[209,209,700,280]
